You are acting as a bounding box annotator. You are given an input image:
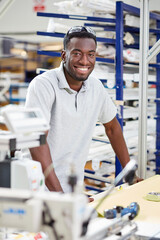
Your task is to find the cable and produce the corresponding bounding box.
[95,160,137,211]
[43,162,54,180]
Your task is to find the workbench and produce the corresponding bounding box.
[90,175,160,238]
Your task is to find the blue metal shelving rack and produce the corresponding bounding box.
[36,1,160,180]
[116,2,160,177]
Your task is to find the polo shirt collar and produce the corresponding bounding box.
[56,62,90,93]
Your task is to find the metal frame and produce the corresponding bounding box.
[138,0,160,178]
[138,0,149,179]
[115,1,141,177]
[156,18,160,175]
[115,1,124,176]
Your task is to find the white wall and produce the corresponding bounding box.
[122,0,160,11]
[149,0,160,11]
[0,0,58,34]
[121,0,139,8]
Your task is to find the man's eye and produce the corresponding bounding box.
[89,53,95,57]
[74,52,81,56]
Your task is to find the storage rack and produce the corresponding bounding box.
[8,82,29,103]
[0,36,44,104]
[87,2,160,179]
[36,1,160,187]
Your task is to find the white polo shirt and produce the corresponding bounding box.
[25,63,117,192]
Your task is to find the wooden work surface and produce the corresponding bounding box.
[90,175,160,224]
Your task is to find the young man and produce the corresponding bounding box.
[25,26,137,193]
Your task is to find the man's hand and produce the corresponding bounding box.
[133,175,144,184]
[88,197,94,203]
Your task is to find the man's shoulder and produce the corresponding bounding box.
[37,68,58,79]
[32,67,60,86]
[88,74,104,88]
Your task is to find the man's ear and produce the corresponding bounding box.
[61,50,66,63]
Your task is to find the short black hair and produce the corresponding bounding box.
[63,26,97,50]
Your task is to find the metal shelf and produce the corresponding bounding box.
[37,31,116,44]
[37,12,116,24]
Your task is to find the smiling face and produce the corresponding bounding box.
[61,37,96,89]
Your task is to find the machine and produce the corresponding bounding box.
[0,105,49,190]
[0,158,139,240]
[0,187,138,240]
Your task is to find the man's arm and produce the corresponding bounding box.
[103,117,130,168]
[29,132,63,192]
[103,117,143,183]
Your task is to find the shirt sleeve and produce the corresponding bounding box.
[25,75,55,125]
[98,87,117,124]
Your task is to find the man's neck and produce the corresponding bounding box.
[64,67,83,92]
[68,82,83,92]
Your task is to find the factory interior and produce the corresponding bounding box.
[0,0,160,239]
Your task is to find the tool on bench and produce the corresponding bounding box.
[104,202,140,220]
